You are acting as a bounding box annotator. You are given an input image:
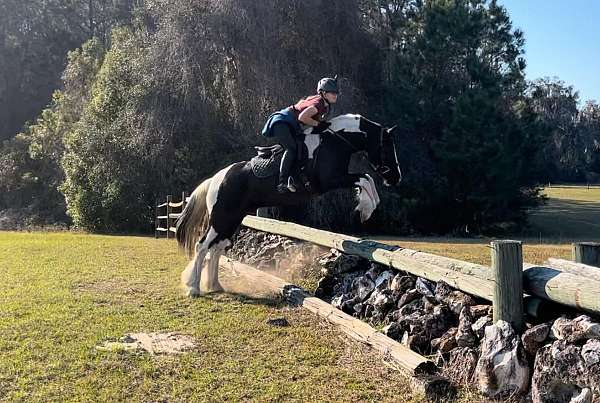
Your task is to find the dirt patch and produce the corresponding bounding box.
[96,333,196,355]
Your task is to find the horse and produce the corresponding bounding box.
[175,114,401,297]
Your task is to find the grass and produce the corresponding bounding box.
[376,184,599,266]
[527,184,600,240]
[0,231,445,402]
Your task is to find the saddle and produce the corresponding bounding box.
[254,144,284,158]
[250,142,312,181]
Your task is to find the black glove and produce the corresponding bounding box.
[315,121,331,132]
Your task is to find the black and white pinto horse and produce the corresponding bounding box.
[176,114,401,297]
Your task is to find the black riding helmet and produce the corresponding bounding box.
[317,75,339,94]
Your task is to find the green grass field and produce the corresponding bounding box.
[527,185,600,240]
[0,231,442,402]
[378,185,599,265]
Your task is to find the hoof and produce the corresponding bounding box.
[185,287,201,298]
[205,283,224,294]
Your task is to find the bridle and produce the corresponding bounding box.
[325,127,392,178]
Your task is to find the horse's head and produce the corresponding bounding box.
[327,115,402,186]
[340,115,402,186]
[375,125,402,186]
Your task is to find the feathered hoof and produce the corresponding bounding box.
[185,287,201,298]
[204,282,225,294]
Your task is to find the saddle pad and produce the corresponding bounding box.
[250,154,282,179]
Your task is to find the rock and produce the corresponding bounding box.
[390,274,414,294]
[366,289,395,321]
[266,318,289,327]
[550,316,574,341]
[570,315,600,342]
[314,275,336,298]
[382,322,403,341]
[571,388,593,403]
[471,315,493,340]
[398,298,424,317]
[469,304,493,319]
[318,249,365,275]
[550,315,600,343]
[581,339,600,367]
[445,291,477,316]
[353,302,364,316]
[434,280,453,302]
[340,296,360,315]
[332,272,361,296]
[365,263,385,281]
[522,323,551,356]
[415,277,436,298]
[531,340,600,403]
[331,294,350,310]
[374,271,394,290]
[422,296,437,313]
[396,311,424,332]
[401,331,429,353]
[427,305,455,340]
[456,307,478,348]
[398,289,421,308]
[475,320,530,398]
[352,276,375,301]
[444,347,479,385]
[432,327,458,353]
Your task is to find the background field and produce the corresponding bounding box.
[378,185,599,265]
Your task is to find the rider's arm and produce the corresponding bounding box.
[298,106,320,126]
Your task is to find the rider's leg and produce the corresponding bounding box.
[272,123,297,193]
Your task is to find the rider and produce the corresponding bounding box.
[261,76,339,193]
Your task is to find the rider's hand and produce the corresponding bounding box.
[315,121,331,132]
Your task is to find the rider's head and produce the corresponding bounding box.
[317,76,339,104]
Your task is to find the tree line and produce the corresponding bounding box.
[0,0,598,234]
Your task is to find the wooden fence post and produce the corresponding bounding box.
[166,195,172,239]
[155,200,159,238]
[572,242,600,267]
[491,240,524,333]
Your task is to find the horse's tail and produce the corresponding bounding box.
[176,177,212,258]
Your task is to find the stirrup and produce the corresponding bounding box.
[287,177,297,192]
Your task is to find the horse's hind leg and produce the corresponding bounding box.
[202,238,231,293]
[181,227,218,297]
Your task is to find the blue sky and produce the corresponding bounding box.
[499,0,600,104]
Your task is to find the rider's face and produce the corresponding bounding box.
[324,92,338,104]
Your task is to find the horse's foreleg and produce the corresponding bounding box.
[355,176,377,222]
[181,227,217,297]
[322,173,377,223]
[364,174,380,206]
[201,239,231,293]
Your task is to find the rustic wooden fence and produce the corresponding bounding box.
[157,193,600,322]
[155,192,188,238]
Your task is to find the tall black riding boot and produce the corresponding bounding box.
[277,150,296,193]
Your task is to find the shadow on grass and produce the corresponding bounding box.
[528,198,600,239]
[200,290,287,309]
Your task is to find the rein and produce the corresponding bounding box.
[325,128,390,176]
